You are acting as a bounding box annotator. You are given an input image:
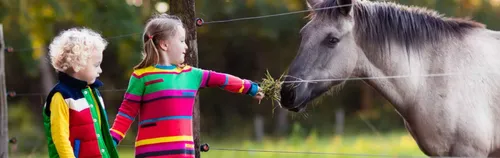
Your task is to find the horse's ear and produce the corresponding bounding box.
[306,0,324,9]
[336,0,355,16]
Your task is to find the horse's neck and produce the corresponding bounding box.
[356,29,500,115]
[490,30,500,41]
[354,48,417,114]
[355,38,463,114]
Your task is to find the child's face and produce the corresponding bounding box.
[74,51,103,85]
[166,26,188,65]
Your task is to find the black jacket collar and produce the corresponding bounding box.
[58,72,103,89]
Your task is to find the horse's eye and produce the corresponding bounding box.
[328,37,339,44]
[324,36,339,48]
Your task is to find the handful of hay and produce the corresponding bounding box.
[258,70,310,118]
[258,70,286,110]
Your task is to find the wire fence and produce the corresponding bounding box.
[112,143,423,157]
[111,143,475,158]
[5,70,500,97]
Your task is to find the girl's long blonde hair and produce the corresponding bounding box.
[134,13,184,70]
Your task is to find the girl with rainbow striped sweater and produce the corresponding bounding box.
[110,14,265,158]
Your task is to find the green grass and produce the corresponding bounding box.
[15,132,425,158]
[200,132,425,158]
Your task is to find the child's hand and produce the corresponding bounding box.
[254,87,265,104]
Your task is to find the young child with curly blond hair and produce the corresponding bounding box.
[42,28,119,158]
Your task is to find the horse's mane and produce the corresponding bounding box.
[310,0,485,48]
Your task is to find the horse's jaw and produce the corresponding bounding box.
[281,79,346,113]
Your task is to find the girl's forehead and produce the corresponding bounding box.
[177,26,186,34]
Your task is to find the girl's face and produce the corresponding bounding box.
[165,25,188,65]
[73,51,103,84]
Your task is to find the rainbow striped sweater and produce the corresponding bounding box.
[110,65,259,158]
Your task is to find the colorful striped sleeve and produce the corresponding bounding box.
[110,72,144,145]
[199,69,259,96]
[50,92,76,158]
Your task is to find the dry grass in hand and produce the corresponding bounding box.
[259,70,313,119]
[259,70,286,114]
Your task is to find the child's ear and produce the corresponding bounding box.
[72,66,81,73]
[159,40,168,51]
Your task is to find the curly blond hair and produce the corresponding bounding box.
[49,28,108,72]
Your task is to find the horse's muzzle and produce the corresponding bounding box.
[280,84,295,107]
[280,75,303,110]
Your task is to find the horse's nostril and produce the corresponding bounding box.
[280,83,296,107]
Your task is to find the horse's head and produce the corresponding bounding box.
[280,0,359,112]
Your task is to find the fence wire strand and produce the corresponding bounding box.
[6,71,500,97]
[5,4,354,53]
[202,4,353,24]
[208,147,429,157]
[116,144,460,158]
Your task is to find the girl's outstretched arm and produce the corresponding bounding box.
[110,72,144,145]
[199,69,260,96]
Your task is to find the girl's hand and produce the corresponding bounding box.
[254,87,265,104]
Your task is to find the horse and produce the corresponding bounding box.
[279,0,500,157]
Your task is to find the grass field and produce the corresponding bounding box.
[15,132,426,158]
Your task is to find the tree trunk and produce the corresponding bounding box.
[0,24,9,158]
[40,49,55,101]
[36,47,55,145]
[335,108,345,135]
[253,114,264,143]
[360,83,373,111]
[142,0,151,18]
[274,107,288,136]
[169,1,200,157]
[37,47,55,127]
